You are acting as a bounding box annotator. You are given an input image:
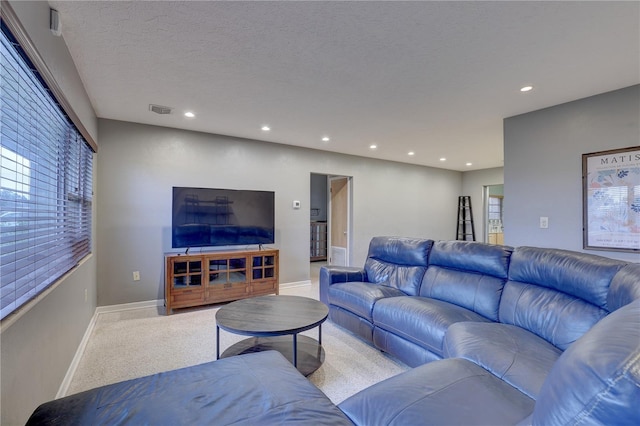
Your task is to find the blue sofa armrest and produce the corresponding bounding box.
[319,266,367,306]
[27,351,353,425]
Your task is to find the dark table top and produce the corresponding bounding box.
[216,295,329,337]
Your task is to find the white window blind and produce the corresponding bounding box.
[0,24,93,320]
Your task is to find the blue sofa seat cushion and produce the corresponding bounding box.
[339,358,535,426]
[444,322,562,399]
[373,296,491,357]
[329,282,405,322]
[531,300,640,425]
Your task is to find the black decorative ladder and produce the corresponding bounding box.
[456,196,476,241]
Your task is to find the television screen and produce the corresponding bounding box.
[172,187,275,248]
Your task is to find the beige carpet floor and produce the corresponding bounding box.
[66,263,409,404]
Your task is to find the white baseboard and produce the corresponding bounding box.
[57,299,164,398]
[56,310,98,398]
[95,299,163,314]
[280,280,312,289]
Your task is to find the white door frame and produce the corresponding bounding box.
[483,185,490,243]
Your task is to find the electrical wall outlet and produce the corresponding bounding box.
[133,271,141,281]
[540,216,549,229]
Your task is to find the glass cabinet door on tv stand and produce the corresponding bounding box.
[206,255,249,304]
[250,252,278,295]
[166,256,205,310]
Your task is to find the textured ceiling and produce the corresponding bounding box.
[48,1,639,171]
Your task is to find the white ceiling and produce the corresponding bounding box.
[48,1,639,171]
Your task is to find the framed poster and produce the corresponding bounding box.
[582,146,640,252]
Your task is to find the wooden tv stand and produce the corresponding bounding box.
[164,248,279,315]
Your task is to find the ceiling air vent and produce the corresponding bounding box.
[149,104,172,115]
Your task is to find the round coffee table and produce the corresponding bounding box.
[216,295,329,376]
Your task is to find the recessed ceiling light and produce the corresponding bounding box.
[370,144,377,149]
[439,157,447,162]
[520,85,533,92]
[466,162,473,166]
[322,136,330,142]
[184,112,195,118]
[261,125,271,131]
[408,151,415,156]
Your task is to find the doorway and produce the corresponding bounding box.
[309,174,352,275]
[329,176,351,266]
[310,174,328,266]
[483,184,504,244]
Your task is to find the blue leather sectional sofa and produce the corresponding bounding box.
[321,236,640,424]
[27,236,639,425]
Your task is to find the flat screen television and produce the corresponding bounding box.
[172,187,275,248]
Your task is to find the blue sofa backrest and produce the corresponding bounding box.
[364,236,433,296]
[419,241,513,321]
[500,247,628,350]
[607,262,640,311]
[531,299,640,425]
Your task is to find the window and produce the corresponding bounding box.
[488,196,503,222]
[0,23,93,320]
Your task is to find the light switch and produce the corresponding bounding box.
[293,200,301,209]
[540,217,549,229]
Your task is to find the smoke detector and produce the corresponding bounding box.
[149,104,172,115]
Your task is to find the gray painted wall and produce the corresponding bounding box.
[504,85,639,262]
[1,257,97,425]
[5,0,98,141]
[1,2,98,424]
[96,119,462,306]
